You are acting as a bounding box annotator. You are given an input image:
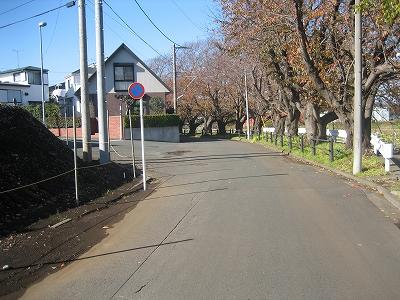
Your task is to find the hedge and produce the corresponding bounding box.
[124,114,181,128]
[22,103,81,128]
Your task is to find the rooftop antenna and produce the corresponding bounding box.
[12,49,22,67]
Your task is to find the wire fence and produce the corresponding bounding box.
[1,109,139,204]
[259,132,337,162]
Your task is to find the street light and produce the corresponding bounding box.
[39,21,47,126]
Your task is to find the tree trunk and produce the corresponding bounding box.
[235,109,245,133]
[304,102,319,141]
[188,118,198,135]
[339,114,353,148]
[362,86,378,150]
[273,112,286,135]
[362,116,372,151]
[285,109,300,136]
[203,117,213,135]
[319,111,338,140]
[217,120,226,135]
[253,115,263,135]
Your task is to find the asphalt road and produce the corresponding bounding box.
[21,138,400,299]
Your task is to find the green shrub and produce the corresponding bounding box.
[124,114,181,128]
[22,103,81,128]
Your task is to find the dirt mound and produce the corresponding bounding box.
[0,105,132,236]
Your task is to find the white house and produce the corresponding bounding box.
[61,43,171,117]
[0,66,49,105]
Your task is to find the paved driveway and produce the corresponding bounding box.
[21,139,400,299]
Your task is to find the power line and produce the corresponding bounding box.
[132,0,183,47]
[103,0,162,56]
[0,1,75,30]
[169,0,203,32]
[0,0,37,16]
[86,0,143,57]
[45,0,63,54]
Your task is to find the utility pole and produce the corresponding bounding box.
[353,0,362,174]
[244,72,250,140]
[78,0,92,162]
[95,0,109,163]
[172,43,177,113]
[39,21,47,126]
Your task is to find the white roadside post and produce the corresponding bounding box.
[128,108,136,178]
[140,97,147,191]
[72,106,79,205]
[128,82,146,190]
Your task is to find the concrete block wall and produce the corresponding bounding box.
[49,116,124,140]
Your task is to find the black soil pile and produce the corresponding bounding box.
[0,105,132,236]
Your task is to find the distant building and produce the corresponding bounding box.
[373,100,399,121]
[0,66,49,105]
[59,43,171,117]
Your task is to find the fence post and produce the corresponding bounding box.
[269,132,272,142]
[288,135,292,151]
[274,133,278,145]
[300,135,304,153]
[72,106,79,206]
[312,139,316,156]
[280,134,284,147]
[329,138,334,162]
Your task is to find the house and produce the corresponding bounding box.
[48,43,172,139]
[63,43,171,117]
[373,100,399,122]
[0,66,49,105]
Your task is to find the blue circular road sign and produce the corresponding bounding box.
[128,82,145,100]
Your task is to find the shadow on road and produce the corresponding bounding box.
[2,238,193,272]
[118,152,284,165]
[158,173,288,189]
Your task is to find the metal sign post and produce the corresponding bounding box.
[128,108,136,178]
[128,82,146,190]
[72,106,79,205]
[139,97,146,191]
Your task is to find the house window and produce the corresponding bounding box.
[28,71,42,85]
[0,89,22,103]
[114,64,134,92]
[13,72,26,82]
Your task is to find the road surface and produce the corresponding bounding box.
[21,138,400,299]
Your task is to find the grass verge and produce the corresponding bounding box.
[231,134,389,178]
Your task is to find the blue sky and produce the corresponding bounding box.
[0,0,218,84]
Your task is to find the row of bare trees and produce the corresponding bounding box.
[149,0,399,148]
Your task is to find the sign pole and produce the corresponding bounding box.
[72,106,79,205]
[139,97,146,191]
[128,82,146,190]
[129,108,136,178]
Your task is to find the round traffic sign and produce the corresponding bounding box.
[128,82,145,100]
